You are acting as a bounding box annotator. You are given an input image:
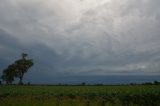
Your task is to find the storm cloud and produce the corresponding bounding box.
[0,0,160,83]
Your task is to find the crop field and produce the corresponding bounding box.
[0,85,160,106]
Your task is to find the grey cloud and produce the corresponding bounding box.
[0,0,160,83]
[0,28,63,79]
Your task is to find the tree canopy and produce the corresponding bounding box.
[1,53,33,85]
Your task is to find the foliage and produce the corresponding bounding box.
[14,53,33,84]
[1,64,17,84]
[1,53,33,84]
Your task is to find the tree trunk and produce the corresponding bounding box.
[19,76,23,85]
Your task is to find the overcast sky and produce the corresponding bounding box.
[0,0,160,83]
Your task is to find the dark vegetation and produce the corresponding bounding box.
[0,85,160,106]
[1,53,33,85]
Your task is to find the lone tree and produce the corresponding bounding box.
[15,53,34,85]
[1,53,33,85]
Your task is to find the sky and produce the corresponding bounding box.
[0,0,160,83]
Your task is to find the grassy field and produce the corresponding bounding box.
[0,85,160,106]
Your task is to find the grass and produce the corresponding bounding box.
[0,85,160,106]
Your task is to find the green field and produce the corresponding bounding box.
[0,85,160,106]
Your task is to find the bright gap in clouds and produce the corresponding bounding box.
[80,0,111,8]
[48,0,112,24]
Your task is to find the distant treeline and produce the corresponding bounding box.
[1,81,160,86]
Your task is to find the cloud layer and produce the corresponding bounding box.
[0,0,160,82]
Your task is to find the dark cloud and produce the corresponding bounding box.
[0,28,62,80]
[0,0,160,83]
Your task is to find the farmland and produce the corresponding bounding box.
[0,85,160,106]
